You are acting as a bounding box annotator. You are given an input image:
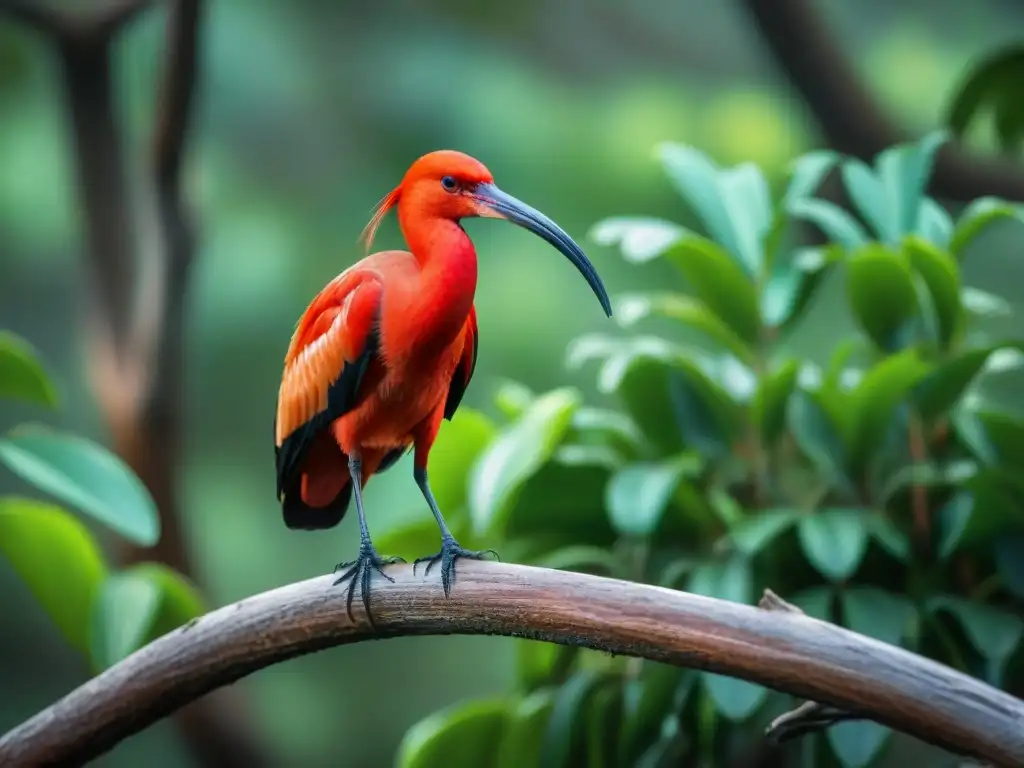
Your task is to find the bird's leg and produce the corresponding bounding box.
[412,465,498,597]
[332,453,405,625]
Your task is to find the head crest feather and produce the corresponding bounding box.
[359,185,402,253]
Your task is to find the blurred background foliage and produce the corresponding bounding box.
[2,0,1024,766]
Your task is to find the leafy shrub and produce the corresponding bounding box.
[0,331,202,671]
[389,131,1024,768]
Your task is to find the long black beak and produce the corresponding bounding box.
[471,182,613,317]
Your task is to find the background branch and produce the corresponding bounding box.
[1,562,1022,768]
[739,0,1024,202]
[0,1,267,765]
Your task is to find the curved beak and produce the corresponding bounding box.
[471,182,613,318]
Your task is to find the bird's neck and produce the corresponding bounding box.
[403,216,478,353]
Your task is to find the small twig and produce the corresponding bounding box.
[758,589,874,746]
[0,564,1022,767]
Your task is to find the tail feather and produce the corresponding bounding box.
[282,430,352,531]
[283,482,351,530]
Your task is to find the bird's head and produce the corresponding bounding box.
[361,149,612,318]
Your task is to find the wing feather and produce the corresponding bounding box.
[443,304,479,421]
[274,270,384,502]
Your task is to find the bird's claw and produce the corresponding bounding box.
[412,535,499,597]
[332,542,405,625]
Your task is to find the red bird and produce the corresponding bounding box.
[274,150,612,622]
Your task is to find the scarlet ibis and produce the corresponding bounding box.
[274,150,612,623]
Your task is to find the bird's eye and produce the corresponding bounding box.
[441,176,458,193]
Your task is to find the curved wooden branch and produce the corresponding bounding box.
[1,562,1022,767]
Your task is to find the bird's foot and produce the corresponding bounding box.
[332,542,405,625]
[412,535,499,597]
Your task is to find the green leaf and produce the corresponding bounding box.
[787,197,869,250]
[503,452,618,551]
[903,236,962,349]
[949,196,1024,258]
[947,45,1024,147]
[89,570,161,671]
[0,496,107,655]
[569,407,644,458]
[783,150,839,206]
[128,562,205,638]
[914,342,1024,423]
[397,697,512,768]
[828,722,892,768]
[841,159,894,242]
[469,389,579,537]
[716,161,772,277]
[761,246,840,330]
[429,408,498,520]
[845,349,933,475]
[88,563,204,670]
[614,292,754,363]
[841,587,915,647]
[701,673,766,722]
[873,130,949,237]
[863,512,910,562]
[540,669,611,768]
[688,553,751,604]
[0,424,159,546]
[656,143,763,276]
[914,198,954,247]
[728,509,798,556]
[605,454,702,537]
[575,341,741,457]
[0,330,57,408]
[584,684,623,768]
[497,689,557,768]
[936,491,975,559]
[787,388,850,490]
[515,640,577,693]
[667,367,735,461]
[618,663,684,765]
[589,216,687,263]
[928,595,1024,666]
[494,381,535,421]
[845,243,918,351]
[993,535,1024,601]
[961,287,1012,318]
[660,236,759,344]
[751,359,799,444]
[798,509,870,581]
[765,150,839,267]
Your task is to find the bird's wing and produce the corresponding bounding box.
[443,303,479,421]
[274,267,385,501]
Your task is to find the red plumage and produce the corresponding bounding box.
[273,150,611,624]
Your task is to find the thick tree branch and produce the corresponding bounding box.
[1,562,1022,768]
[739,0,1024,202]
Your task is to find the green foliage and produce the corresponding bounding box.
[396,133,1024,767]
[0,496,107,655]
[945,45,1024,153]
[0,424,160,546]
[0,330,203,672]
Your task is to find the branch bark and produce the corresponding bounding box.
[738,0,1024,202]
[1,562,1022,768]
